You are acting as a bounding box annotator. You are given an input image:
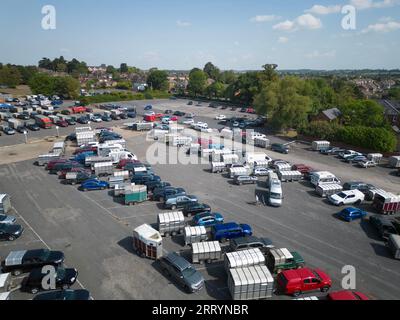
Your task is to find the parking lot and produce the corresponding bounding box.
[0,98,399,300]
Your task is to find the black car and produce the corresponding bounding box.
[131,174,161,185]
[23,267,78,294]
[65,133,77,142]
[119,113,128,120]
[1,249,65,275]
[17,114,30,120]
[152,187,186,202]
[127,111,137,118]
[320,147,345,155]
[173,111,185,117]
[229,236,274,253]
[26,123,40,131]
[369,216,400,240]
[101,115,112,122]
[110,114,121,120]
[49,162,83,174]
[144,180,171,192]
[77,116,89,124]
[0,223,24,241]
[16,126,27,133]
[66,119,76,125]
[188,101,193,105]
[240,108,247,113]
[182,203,211,217]
[33,289,90,300]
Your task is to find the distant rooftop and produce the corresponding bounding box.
[322,108,342,121]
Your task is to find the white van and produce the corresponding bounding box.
[310,171,341,187]
[267,172,283,207]
[0,194,12,214]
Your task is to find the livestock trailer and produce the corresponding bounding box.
[315,184,343,198]
[192,241,222,264]
[124,186,148,205]
[224,248,265,271]
[132,224,163,260]
[184,226,208,246]
[157,211,185,237]
[387,234,400,260]
[0,194,11,214]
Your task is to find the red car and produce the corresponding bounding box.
[170,116,179,122]
[292,164,313,175]
[70,106,86,114]
[73,147,97,155]
[246,107,255,114]
[327,290,369,300]
[117,159,140,169]
[277,268,332,297]
[56,120,69,127]
[46,159,69,171]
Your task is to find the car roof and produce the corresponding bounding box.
[281,268,314,281]
[328,290,369,300]
[165,252,190,270]
[231,236,261,246]
[214,222,239,231]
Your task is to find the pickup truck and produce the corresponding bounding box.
[164,195,198,210]
[152,187,186,202]
[211,222,252,242]
[265,248,305,274]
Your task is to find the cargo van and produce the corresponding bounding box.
[310,171,341,187]
[267,172,283,207]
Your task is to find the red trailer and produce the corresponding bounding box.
[373,191,400,215]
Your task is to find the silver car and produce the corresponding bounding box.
[0,214,16,225]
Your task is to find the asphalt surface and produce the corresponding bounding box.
[0,98,399,300]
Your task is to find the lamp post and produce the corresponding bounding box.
[23,130,28,144]
[88,121,91,130]
[55,126,59,138]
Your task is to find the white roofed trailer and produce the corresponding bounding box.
[312,141,330,151]
[224,248,265,271]
[222,154,240,165]
[228,265,274,300]
[76,132,96,146]
[389,156,400,168]
[132,224,163,260]
[315,184,343,198]
[36,153,61,166]
[277,170,303,182]
[157,211,185,237]
[184,226,208,246]
[254,137,270,149]
[94,162,114,177]
[367,153,383,164]
[211,162,227,173]
[0,194,12,214]
[192,241,222,264]
[85,156,112,168]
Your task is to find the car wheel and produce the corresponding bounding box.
[184,285,191,293]
[13,269,22,276]
[293,291,301,297]
[162,268,170,277]
[8,235,15,241]
[321,286,330,293]
[83,188,88,192]
[31,288,39,294]
[172,205,177,210]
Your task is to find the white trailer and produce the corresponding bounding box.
[228,265,274,300]
[245,152,268,165]
[222,154,240,165]
[94,162,114,177]
[192,241,222,264]
[387,234,400,260]
[277,170,303,182]
[113,170,130,179]
[220,128,233,140]
[157,211,185,237]
[75,127,92,134]
[184,226,208,246]
[132,224,163,260]
[189,143,200,155]
[97,144,124,157]
[7,118,21,129]
[171,136,192,147]
[211,149,232,162]
[312,141,330,151]
[229,166,251,178]
[108,176,125,188]
[254,137,270,149]
[367,153,383,164]
[103,139,126,148]
[0,194,12,214]
[274,163,292,172]
[315,184,343,198]
[211,162,227,173]
[108,151,137,164]
[169,124,185,133]
[36,153,60,166]
[86,156,112,168]
[253,160,270,169]
[113,183,135,197]
[152,129,168,140]
[224,248,265,271]
[388,156,400,168]
[132,122,153,131]
[52,142,65,155]
[76,132,96,146]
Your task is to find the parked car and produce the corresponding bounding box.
[101,115,112,122]
[277,268,332,297]
[0,223,23,241]
[215,115,226,120]
[164,195,198,210]
[358,160,377,168]
[0,214,17,225]
[187,101,193,106]
[79,179,109,191]
[338,207,367,222]
[33,289,91,300]
[369,215,400,240]
[3,127,15,135]
[271,143,289,154]
[173,111,185,117]
[23,267,78,294]
[327,290,370,300]
[66,118,76,126]
[159,252,204,293]
[153,187,186,202]
[233,175,258,185]
[320,147,345,155]
[55,120,68,127]
[1,249,65,275]
[144,105,153,110]
[339,150,362,159]
[192,212,224,228]
[211,222,252,242]
[182,203,211,217]
[253,167,272,176]
[343,182,376,194]
[229,236,274,253]
[27,123,40,131]
[328,190,365,206]
[127,111,137,118]
[131,174,160,186]
[145,181,171,193]
[345,155,367,163]
[77,116,89,124]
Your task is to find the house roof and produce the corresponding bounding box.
[322,108,342,120]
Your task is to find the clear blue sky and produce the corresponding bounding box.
[0,0,399,70]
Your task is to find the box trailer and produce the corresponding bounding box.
[0,194,12,214]
[108,176,125,188]
[315,184,343,198]
[387,234,400,260]
[113,183,135,197]
[113,170,130,179]
[34,115,52,129]
[52,142,65,155]
[388,156,400,168]
[220,128,234,140]
[152,129,168,140]
[184,226,208,246]
[277,170,303,182]
[372,191,400,215]
[85,156,112,168]
[75,127,92,134]
[76,132,96,146]
[224,248,265,271]
[36,153,61,166]
[189,143,200,155]
[103,139,126,148]
[367,153,383,164]
[211,162,227,173]
[171,136,192,147]
[132,122,153,131]
[132,224,163,260]
[312,141,330,151]
[7,118,21,129]
[228,265,274,300]
[229,166,251,178]
[222,154,240,165]
[254,137,270,149]
[124,185,148,205]
[157,211,185,237]
[192,241,222,264]
[94,162,114,177]
[0,273,11,297]
[245,152,268,165]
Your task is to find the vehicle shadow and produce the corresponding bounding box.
[359,219,383,242]
[370,242,392,259]
[112,196,125,205]
[299,180,313,188]
[389,170,399,177]
[170,234,186,247]
[306,190,320,198]
[117,236,136,255]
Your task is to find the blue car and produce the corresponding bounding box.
[193,212,224,228]
[144,105,153,111]
[211,222,252,242]
[74,151,96,164]
[338,207,367,222]
[80,179,109,191]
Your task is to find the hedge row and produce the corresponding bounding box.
[80,90,171,105]
[299,121,397,152]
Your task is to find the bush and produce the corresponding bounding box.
[80,90,170,104]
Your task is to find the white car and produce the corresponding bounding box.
[358,160,377,168]
[339,150,362,159]
[328,190,365,206]
[180,119,195,125]
[253,167,272,176]
[215,115,226,120]
[91,115,102,123]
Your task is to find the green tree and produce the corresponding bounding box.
[146,69,169,91]
[205,82,225,99]
[120,63,129,73]
[116,81,132,90]
[0,65,22,88]
[29,73,80,98]
[203,62,220,81]
[188,69,207,97]
[219,70,237,85]
[388,87,400,100]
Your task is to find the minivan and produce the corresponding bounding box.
[268,172,283,207]
[271,143,289,154]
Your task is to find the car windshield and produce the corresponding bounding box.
[56,268,66,279]
[182,266,197,278]
[336,192,347,199]
[270,192,282,199]
[38,250,51,260]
